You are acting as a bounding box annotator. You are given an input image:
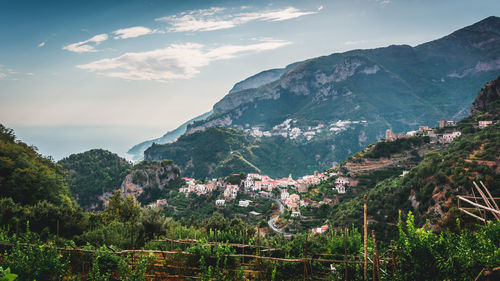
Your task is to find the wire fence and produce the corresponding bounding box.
[0,232,396,281]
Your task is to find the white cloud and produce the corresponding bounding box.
[62,33,109,53]
[235,7,317,23]
[38,41,46,48]
[373,0,390,5]
[156,6,318,32]
[0,72,6,79]
[76,39,291,81]
[112,26,160,39]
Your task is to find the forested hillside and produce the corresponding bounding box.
[0,124,84,236]
[58,149,132,210]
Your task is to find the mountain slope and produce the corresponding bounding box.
[228,61,302,94]
[0,124,76,207]
[145,17,500,178]
[127,111,212,161]
[58,149,132,210]
[145,122,385,179]
[327,75,500,239]
[0,124,83,236]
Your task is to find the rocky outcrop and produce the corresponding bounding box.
[120,160,181,203]
[471,75,500,115]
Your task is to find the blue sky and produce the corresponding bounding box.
[1,0,499,160]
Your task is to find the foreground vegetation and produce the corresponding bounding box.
[0,210,498,280]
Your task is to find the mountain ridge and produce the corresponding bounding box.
[139,17,500,178]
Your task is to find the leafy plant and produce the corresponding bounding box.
[0,267,17,281]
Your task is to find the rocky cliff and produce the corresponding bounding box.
[121,160,183,204]
[471,75,500,115]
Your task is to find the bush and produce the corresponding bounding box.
[2,227,68,281]
[394,211,500,281]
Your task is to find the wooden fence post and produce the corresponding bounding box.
[304,233,308,281]
[372,230,381,281]
[257,228,261,281]
[242,230,245,265]
[363,194,368,280]
[372,251,376,281]
[171,227,174,251]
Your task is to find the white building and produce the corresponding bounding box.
[312,225,329,234]
[243,177,254,189]
[224,185,239,199]
[280,190,290,201]
[215,199,226,206]
[238,200,251,207]
[479,121,493,128]
[399,171,409,178]
[440,131,461,143]
[335,177,349,186]
[335,185,346,194]
[156,199,167,206]
[248,173,262,180]
[286,194,301,209]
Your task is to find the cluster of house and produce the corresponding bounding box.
[179,177,218,195]
[246,119,367,141]
[386,119,495,145]
[243,172,329,194]
[334,176,352,194]
[385,121,463,144]
[478,120,493,128]
[177,169,355,213]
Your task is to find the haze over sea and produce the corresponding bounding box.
[10,125,163,161]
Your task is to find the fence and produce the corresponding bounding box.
[0,234,395,280]
[458,181,500,223]
[0,195,396,280]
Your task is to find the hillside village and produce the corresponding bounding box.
[145,117,496,233]
[247,118,368,141]
[178,171,342,211]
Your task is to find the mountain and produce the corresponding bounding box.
[471,74,500,115]
[148,17,500,178]
[145,125,373,178]
[59,149,184,209]
[127,111,212,161]
[228,61,303,94]
[326,75,500,239]
[58,149,133,211]
[128,62,303,160]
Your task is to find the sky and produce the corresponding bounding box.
[1,0,499,160]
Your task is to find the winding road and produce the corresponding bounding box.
[265,196,288,234]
